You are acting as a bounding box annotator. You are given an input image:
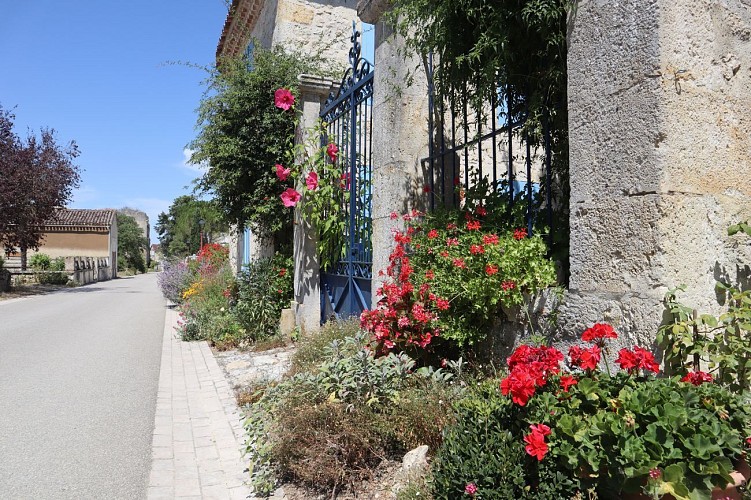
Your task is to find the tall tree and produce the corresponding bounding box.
[155,195,226,259]
[0,106,81,267]
[116,213,148,273]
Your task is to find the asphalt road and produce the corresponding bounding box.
[0,274,165,499]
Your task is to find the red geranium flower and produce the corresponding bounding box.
[470,244,485,255]
[501,280,516,291]
[485,264,499,276]
[681,370,714,386]
[452,258,467,269]
[435,297,450,310]
[632,346,659,373]
[524,427,549,461]
[615,348,638,372]
[274,88,295,110]
[425,269,435,280]
[513,228,528,240]
[559,375,578,392]
[466,220,481,231]
[500,368,537,406]
[569,345,601,371]
[482,234,499,245]
[427,229,439,239]
[529,423,551,436]
[581,323,618,345]
[280,188,302,207]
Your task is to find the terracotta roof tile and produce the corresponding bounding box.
[46,208,116,228]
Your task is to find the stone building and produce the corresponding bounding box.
[353,0,751,348]
[214,0,751,347]
[2,208,118,281]
[215,0,359,276]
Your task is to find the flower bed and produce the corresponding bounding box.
[432,324,751,499]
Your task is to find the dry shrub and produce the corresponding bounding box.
[388,382,457,453]
[271,399,393,492]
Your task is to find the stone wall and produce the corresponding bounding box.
[559,0,751,347]
[251,0,355,67]
[359,2,431,296]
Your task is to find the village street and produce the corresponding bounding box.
[0,275,165,499]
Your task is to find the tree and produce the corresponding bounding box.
[116,213,147,273]
[190,46,321,249]
[0,106,81,268]
[155,195,226,259]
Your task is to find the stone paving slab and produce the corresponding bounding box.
[147,308,250,500]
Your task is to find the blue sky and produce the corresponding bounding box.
[0,1,229,242]
[0,2,373,243]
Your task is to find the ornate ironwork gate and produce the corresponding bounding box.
[319,25,374,322]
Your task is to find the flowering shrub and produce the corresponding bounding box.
[157,261,194,303]
[233,253,293,341]
[272,92,348,270]
[432,324,751,499]
[361,208,557,353]
[173,243,235,344]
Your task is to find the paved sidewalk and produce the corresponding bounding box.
[147,308,251,499]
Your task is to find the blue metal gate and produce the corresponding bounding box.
[319,25,374,322]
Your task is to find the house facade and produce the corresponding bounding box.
[3,208,118,281]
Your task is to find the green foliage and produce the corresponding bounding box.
[388,0,571,272]
[191,46,322,244]
[658,227,751,392]
[242,325,461,495]
[432,373,751,500]
[29,253,52,271]
[155,195,226,259]
[289,318,361,374]
[116,213,147,273]
[234,253,293,341]
[28,253,68,284]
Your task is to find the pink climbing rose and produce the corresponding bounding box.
[274,88,295,110]
[306,171,319,191]
[280,188,301,207]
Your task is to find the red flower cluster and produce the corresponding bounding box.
[485,264,499,276]
[360,223,442,354]
[680,370,713,386]
[581,323,618,345]
[513,228,528,240]
[524,423,551,461]
[615,346,659,374]
[501,344,564,405]
[501,280,516,291]
[482,233,499,245]
[466,220,482,231]
[569,345,601,371]
[469,244,485,255]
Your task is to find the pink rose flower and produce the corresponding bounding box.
[280,188,301,207]
[274,88,295,110]
[275,163,291,181]
[306,171,318,190]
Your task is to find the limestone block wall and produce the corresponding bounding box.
[359,4,431,296]
[251,0,355,67]
[293,74,337,333]
[561,0,751,346]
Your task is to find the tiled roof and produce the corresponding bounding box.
[46,208,116,228]
[216,0,263,62]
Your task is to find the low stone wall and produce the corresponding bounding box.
[64,256,113,285]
